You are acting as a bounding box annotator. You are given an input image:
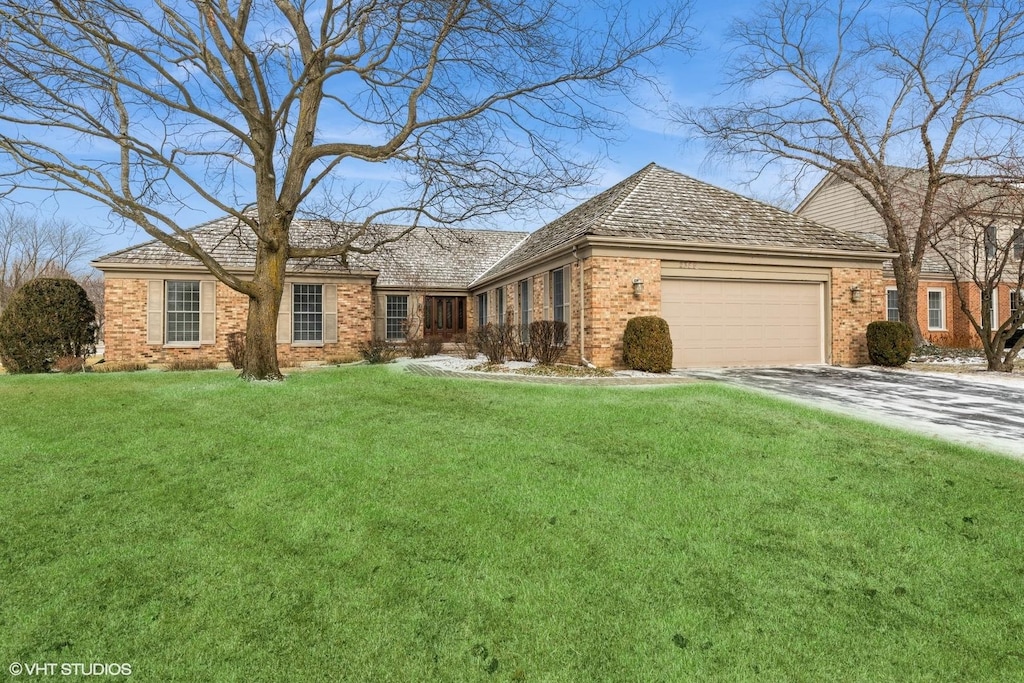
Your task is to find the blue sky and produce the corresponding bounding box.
[9,0,785,267]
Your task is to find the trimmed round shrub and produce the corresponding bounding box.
[0,277,97,373]
[866,320,913,367]
[622,316,673,373]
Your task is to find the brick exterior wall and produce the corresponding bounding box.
[886,279,1014,349]
[470,263,583,362]
[583,256,662,368]
[104,277,373,366]
[830,267,884,365]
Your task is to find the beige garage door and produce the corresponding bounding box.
[661,279,825,368]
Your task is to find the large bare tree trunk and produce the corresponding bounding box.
[241,240,287,381]
[892,260,924,344]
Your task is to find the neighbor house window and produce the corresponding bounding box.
[518,278,531,338]
[885,287,900,322]
[495,287,505,324]
[927,289,946,330]
[985,225,998,259]
[1014,232,1024,260]
[477,292,488,327]
[551,266,570,344]
[293,284,323,342]
[386,295,408,340]
[165,280,200,343]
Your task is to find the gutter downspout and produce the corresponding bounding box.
[574,245,595,368]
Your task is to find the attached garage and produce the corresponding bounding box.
[661,278,825,368]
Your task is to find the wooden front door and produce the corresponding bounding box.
[423,296,466,340]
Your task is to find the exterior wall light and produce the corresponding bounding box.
[632,278,644,298]
[850,284,862,303]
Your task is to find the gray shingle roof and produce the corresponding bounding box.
[476,164,889,284]
[93,216,527,290]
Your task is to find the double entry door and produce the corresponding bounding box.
[423,296,466,340]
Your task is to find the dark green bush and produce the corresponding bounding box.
[0,277,97,373]
[622,316,673,373]
[866,320,913,367]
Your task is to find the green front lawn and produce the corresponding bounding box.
[1,367,1022,681]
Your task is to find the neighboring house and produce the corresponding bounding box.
[93,163,892,369]
[797,168,1024,347]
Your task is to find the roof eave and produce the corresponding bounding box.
[91,260,380,278]
[580,235,898,262]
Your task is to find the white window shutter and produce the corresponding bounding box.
[199,281,216,345]
[277,283,292,344]
[147,281,164,345]
[323,284,338,343]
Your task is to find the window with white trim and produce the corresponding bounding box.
[495,287,505,325]
[1014,232,1024,260]
[477,292,488,327]
[885,287,899,322]
[293,284,323,342]
[386,295,408,340]
[927,289,946,330]
[166,280,201,343]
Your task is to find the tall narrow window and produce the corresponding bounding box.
[518,279,531,341]
[551,266,570,344]
[927,289,945,330]
[1014,232,1024,260]
[386,295,408,340]
[1012,290,1021,318]
[293,284,323,342]
[165,280,200,343]
[495,287,505,325]
[477,292,488,327]
[885,287,899,322]
[985,225,998,259]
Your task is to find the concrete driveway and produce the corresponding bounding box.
[679,366,1024,460]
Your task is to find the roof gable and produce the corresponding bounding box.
[476,163,888,284]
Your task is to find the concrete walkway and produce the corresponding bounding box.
[679,366,1024,460]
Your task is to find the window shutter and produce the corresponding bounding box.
[563,266,571,311]
[199,281,216,345]
[147,281,164,345]
[277,283,292,344]
[374,293,387,339]
[323,284,338,343]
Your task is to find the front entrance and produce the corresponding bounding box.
[423,296,466,340]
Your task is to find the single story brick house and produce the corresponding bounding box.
[93,163,892,369]
[796,167,1023,348]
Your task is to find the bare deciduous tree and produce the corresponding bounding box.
[0,210,92,310]
[927,176,1024,371]
[0,0,693,380]
[678,0,1024,342]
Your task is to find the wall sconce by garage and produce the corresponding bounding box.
[849,284,862,303]
[632,278,644,298]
